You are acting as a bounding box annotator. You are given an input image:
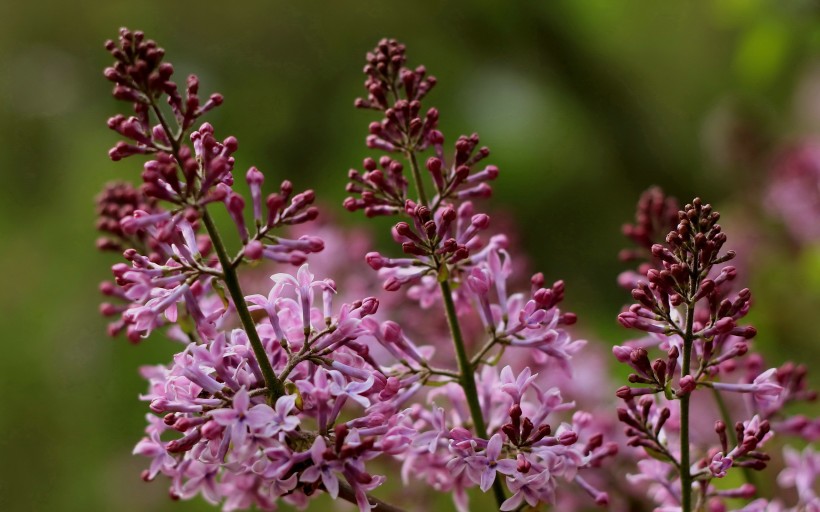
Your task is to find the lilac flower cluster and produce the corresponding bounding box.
[98,28,410,511]
[95,29,617,512]
[615,188,819,511]
[767,141,820,244]
[95,28,818,512]
[135,264,411,510]
[344,38,615,510]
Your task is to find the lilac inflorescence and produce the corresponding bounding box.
[136,263,424,510]
[614,188,819,511]
[98,29,321,343]
[343,38,615,510]
[344,38,498,217]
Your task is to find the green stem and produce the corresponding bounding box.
[405,147,505,507]
[470,335,501,368]
[680,301,694,512]
[201,209,285,403]
[406,150,429,206]
[440,281,487,434]
[680,245,700,512]
[440,280,507,508]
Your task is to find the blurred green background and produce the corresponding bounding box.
[2,0,820,510]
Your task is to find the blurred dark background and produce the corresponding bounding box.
[2,1,820,510]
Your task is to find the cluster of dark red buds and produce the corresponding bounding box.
[343,156,408,216]
[95,181,160,254]
[618,198,755,343]
[365,200,495,292]
[501,404,553,449]
[356,38,436,110]
[345,38,498,213]
[614,345,680,397]
[394,202,488,260]
[104,27,222,151]
[619,186,679,269]
[425,134,497,204]
[617,394,672,455]
[355,39,438,154]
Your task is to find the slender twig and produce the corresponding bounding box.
[142,89,286,404]
[471,335,502,368]
[201,210,285,402]
[680,251,699,512]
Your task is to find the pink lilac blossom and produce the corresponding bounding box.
[95,29,617,512]
[615,188,818,511]
[766,141,820,244]
[344,38,615,510]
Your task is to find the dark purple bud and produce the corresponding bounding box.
[559,431,578,446]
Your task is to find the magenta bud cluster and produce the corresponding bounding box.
[612,187,819,511]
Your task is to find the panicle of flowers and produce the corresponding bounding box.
[345,38,614,510]
[97,28,429,512]
[98,28,321,343]
[345,38,497,218]
[615,188,818,511]
[136,262,423,511]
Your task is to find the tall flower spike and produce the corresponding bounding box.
[96,29,424,512]
[614,192,816,512]
[345,38,613,511]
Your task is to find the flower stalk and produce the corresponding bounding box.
[145,82,285,404]
[405,134,507,508]
[201,209,285,402]
[680,292,695,512]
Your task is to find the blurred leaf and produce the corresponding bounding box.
[734,20,792,90]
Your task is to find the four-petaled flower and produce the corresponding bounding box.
[300,436,343,499]
[209,387,275,446]
[468,434,518,492]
